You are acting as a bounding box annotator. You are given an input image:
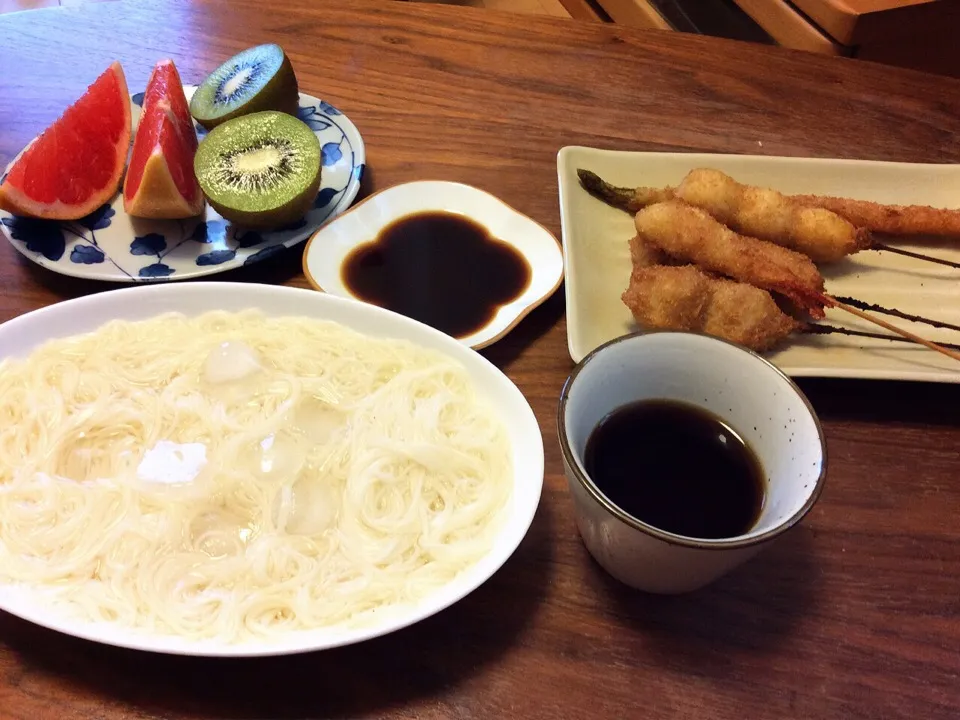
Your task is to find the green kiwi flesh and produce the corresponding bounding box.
[190,44,299,130]
[194,111,322,229]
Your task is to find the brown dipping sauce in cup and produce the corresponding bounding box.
[584,399,765,539]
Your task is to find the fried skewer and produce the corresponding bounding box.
[632,200,959,330]
[580,168,960,264]
[623,265,960,353]
[623,236,800,351]
[623,267,801,351]
[580,168,870,262]
[789,194,960,237]
[633,200,827,317]
[632,203,960,362]
[623,236,960,357]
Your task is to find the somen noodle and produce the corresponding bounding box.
[0,310,512,643]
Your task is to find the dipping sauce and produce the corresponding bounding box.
[341,212,531,338]
[584,399,765,539]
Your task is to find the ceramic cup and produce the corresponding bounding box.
[558,331,827,594]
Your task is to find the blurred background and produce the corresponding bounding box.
[2,0,957,79]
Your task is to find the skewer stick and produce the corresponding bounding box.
[822,295,960,363]
[871,243,960,270]
[803,324,960,352]
[832,296,960,333]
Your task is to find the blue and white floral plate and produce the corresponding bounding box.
[0,87,365,282]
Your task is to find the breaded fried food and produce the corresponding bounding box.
[579,168,870,262]
[629,232,666,267]
[634,201,827,317]
[621,247,800,351]
[623,264,710,331]
[789,194,960,237]
[674,169,870,261]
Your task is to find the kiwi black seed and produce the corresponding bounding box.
[194,111,322,229]
[190,44,299,130]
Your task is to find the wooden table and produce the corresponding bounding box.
[2,1,959,718]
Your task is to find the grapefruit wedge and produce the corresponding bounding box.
[124,59,204,218]
[0,62,131,220]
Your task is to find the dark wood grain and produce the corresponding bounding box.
[1,2,959,718]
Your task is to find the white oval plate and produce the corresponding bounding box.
[302,181,564,349]
[0,283,544,657]
[0,88,365,282]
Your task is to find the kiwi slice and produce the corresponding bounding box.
[190,44,299,130]
[194,111,322,229]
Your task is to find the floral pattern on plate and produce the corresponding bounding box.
[0,88,365,282]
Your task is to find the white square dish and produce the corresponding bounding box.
[557,146,960,383]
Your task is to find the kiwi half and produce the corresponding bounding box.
[194,111,322,229]
[190,44,299,130]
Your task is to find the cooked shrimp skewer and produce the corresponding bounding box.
[789,194,960,237]
[579,168,870,262]
[632,201,959,360]
[634,201,827,317]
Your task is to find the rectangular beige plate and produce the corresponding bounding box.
[558,146,960,383]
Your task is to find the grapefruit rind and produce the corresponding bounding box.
[123,60,203,219]
[123,138,204,219]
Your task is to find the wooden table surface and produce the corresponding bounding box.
[2,1,959,718]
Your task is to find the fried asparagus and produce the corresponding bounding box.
[579,168,870,262]
[634,201,827,317]
[788,194,960,237]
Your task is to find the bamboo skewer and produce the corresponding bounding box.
[822,295,960,363]
[803,324,960,352]
[832,296,960,334]
[871,243,960,270]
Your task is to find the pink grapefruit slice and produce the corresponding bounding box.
[0,62,131,220]
[124,59,203,218]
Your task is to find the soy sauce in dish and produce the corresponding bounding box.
[341,212,531,338]
[583,399,765,539]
